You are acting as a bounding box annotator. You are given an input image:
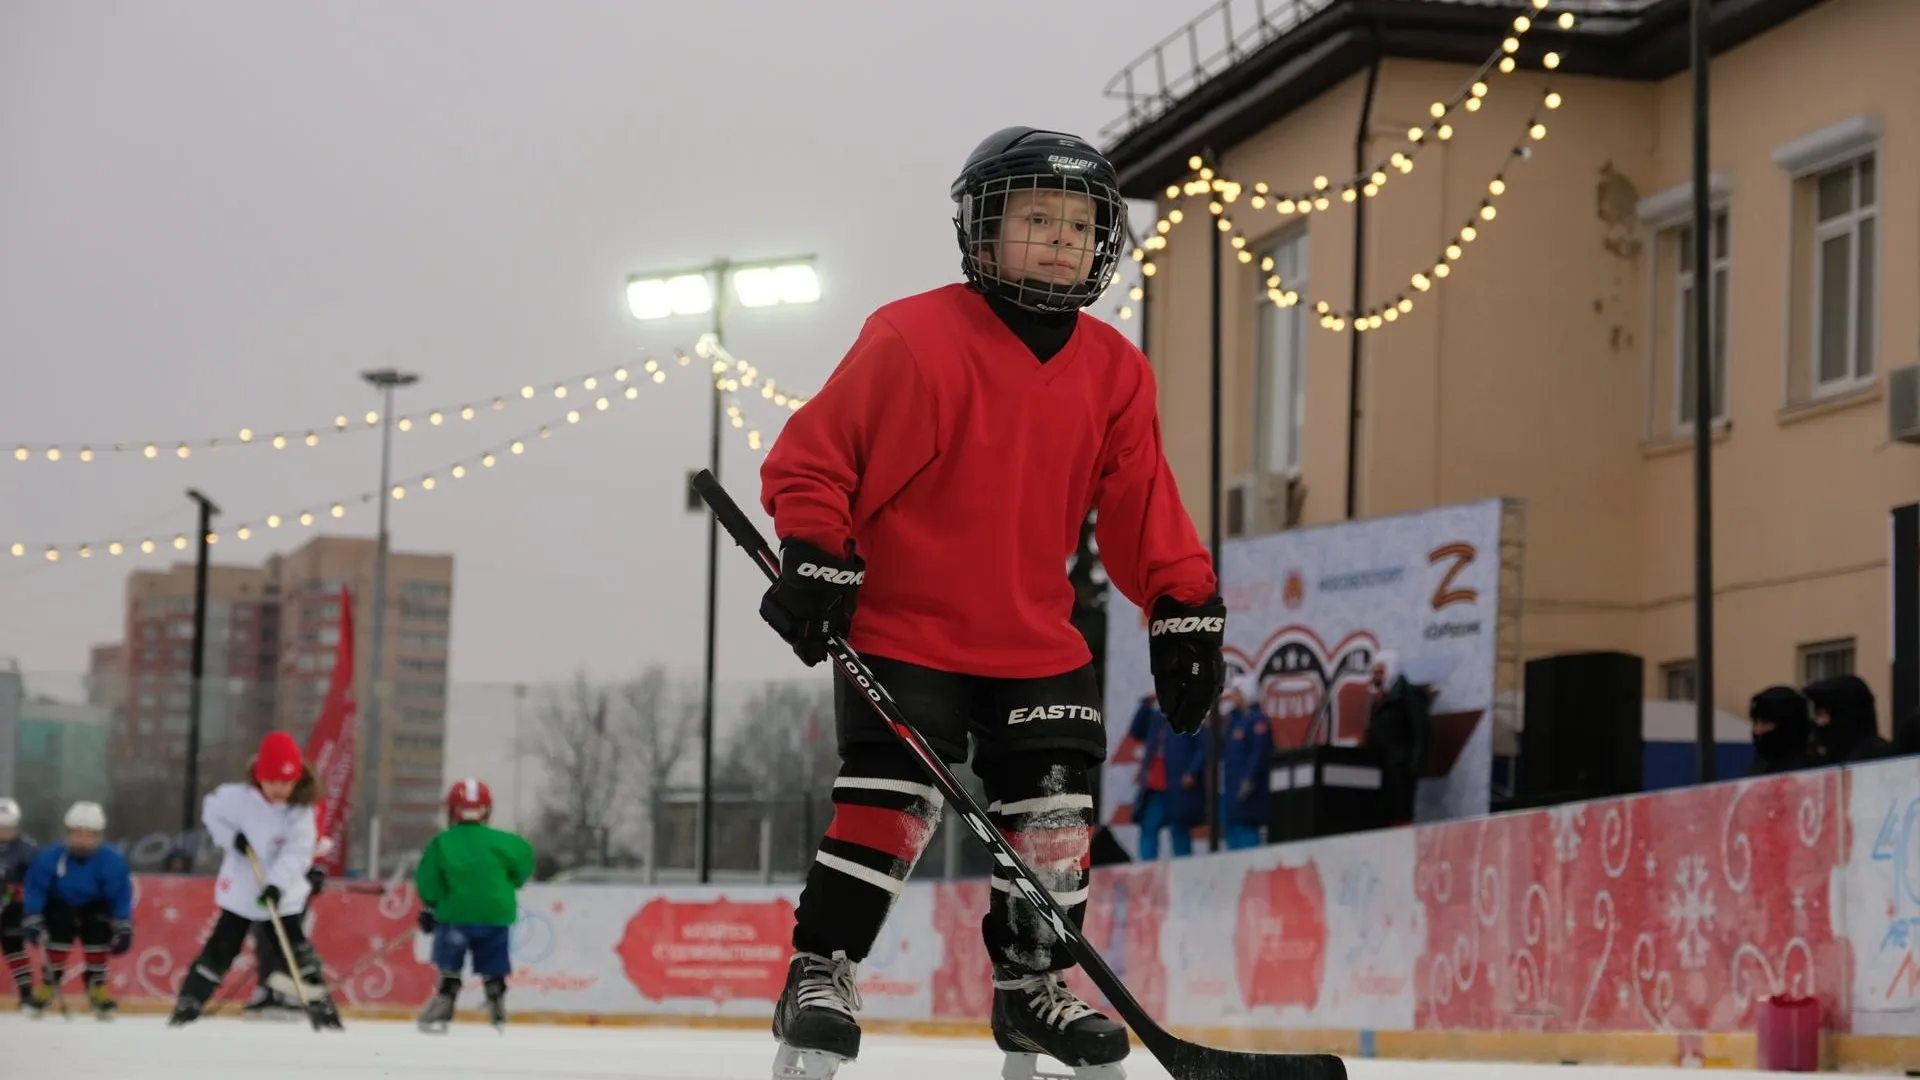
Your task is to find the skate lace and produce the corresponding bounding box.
[995,971,1098,1030]
[794,951,862,1015]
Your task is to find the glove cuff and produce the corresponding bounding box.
[780,537,865,579]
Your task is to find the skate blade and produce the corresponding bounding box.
[774,1046,851,1080]
[1002,1053,1125,1080]
[418,1019,450,1034]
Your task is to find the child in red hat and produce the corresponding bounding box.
[168,732,342,1029]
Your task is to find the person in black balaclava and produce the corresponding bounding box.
[1804,674,1893,764]
[1746,686,1816,776]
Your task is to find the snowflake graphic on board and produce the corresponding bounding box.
[1664,855,1718,970]
[1549,805,1585,863]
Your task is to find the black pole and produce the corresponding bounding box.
[698,259,728,884]
[1690,0,1716,783]
[1206,152,1224,853]
[182,489,218,840]
[1345,53,1382,520]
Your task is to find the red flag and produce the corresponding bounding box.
[304,585,357,877]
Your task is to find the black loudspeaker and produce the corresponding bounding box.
[1518,651,1644,807]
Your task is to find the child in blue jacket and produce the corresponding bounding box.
[1219,676,1273,850]
[1129,695,1208,859]
[21,801,133,1019]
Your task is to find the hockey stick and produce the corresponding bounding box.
[692,470,1346,1080]
[243,848,325,1029]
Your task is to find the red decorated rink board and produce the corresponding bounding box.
[79,756,1920,1049]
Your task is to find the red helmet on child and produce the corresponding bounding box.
[447,777,493,823]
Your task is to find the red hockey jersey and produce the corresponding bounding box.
[761,283,1216,679]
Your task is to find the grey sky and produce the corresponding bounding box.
[0,0,1164,691]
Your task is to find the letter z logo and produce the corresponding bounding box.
[796,562,863,586]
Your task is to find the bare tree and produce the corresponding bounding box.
[720,680,837,799]
[527,673,627,868]
[617,665,700,853]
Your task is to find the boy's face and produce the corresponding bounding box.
[66,827,101,854]
[0,825,14,842]
[261,779,295,802]
[990,188,1097,289]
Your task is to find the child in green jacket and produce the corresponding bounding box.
[414,778,535,1032]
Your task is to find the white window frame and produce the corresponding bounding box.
[1672,209,1731,431]
[1771,115,1881,401]
[1808,156,1877,394]
[1797,637,1856,684]
[1255,228,1308,477]
[1634,174,1733,438]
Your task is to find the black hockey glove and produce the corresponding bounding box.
[306,867,326,896]
[20,913,45,945]
[1147,594,1228,735]
[109,919,133,956]
[258,884,282,909]
[759,537,864,667]
[417,909,437,934]
[232,831,251,856]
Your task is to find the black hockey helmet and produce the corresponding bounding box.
[950,126,1130,314]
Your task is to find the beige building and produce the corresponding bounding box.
[95,536,453,868]
[1105,0,1918,730]
[265,536,454,867]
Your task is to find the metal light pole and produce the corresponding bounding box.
[1689,0,1717,784]
[359,366,419,874]
[182,489,219,839]
[626,254,820,883]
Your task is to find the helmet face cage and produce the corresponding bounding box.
[955,170,1129,314]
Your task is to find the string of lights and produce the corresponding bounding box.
[1282,89,1560,332]
[1156,3,1571,217]
[1119,1,1575,327]
[8,358,681,562]
[694,334,809,456]
[0,351,750,466]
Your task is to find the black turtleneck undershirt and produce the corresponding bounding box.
[983,291,1078,363]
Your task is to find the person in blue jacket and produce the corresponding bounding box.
[21,800,133,1019]
[1129,693,1208,860]
[1218,675,1272,850]
[1,796,42,1010]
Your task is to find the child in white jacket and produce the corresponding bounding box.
[167,731,342,1029]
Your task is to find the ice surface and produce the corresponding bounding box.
[4,1014,1798,1080]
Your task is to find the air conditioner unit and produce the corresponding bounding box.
[1225,471,1304,538]
[1890,365,1920,445]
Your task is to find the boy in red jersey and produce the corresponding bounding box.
[757,126,1225,1080]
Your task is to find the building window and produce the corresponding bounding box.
[1255,228,1308,476]
[1798,638,1855,684]
[398,657,446,676]
[1673,212,1729,429]
[1775,116,1880,407]
[395,733,444,750]
[402,581,450,602]
[1659,660,1697,702]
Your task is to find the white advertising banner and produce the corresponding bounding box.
[1102,499,1505,844]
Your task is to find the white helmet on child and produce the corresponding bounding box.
[0,797,19,829]
[64,801,107,831]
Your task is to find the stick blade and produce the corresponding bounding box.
[1153,1041,1348,1080]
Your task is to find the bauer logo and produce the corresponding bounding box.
[1006,704,1102,725]
[1046,154,1095,172]
[796,562,863,586]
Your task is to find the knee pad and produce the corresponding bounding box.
[483,977,506,1001]
[822,745,946,877]
[980,754,1095,902]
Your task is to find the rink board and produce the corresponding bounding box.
[85,756,1920,1067]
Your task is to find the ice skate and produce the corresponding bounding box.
[303,987,344,1031]
[87,981,117,1020]
[241,980,304,1021]
[167,995,203,1027]
[416,991,456,1034]
[483,977,508,1031]
[770,951,862,1080]
[991,967,1129,1080]
[21,985,49,1018]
